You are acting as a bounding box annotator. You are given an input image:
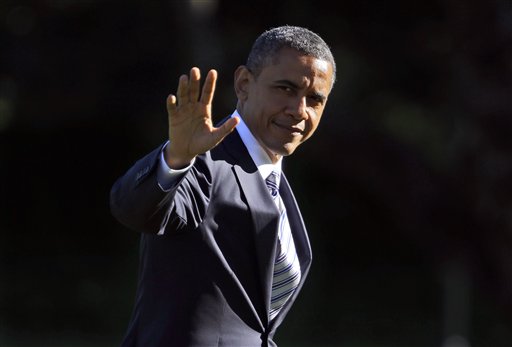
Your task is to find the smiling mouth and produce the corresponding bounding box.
[273,121,304,135]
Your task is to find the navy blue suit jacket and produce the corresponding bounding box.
[110,128,312,347]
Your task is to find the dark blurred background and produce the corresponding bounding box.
[1,0,512,346]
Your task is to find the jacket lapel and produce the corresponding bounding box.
[279,174,312,276]
[221,129,280,327]
[269,173,312,330]
[220,127,312,329]
[233,165,279,327]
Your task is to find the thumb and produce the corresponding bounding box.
[212,116,240,144]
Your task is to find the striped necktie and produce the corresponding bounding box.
[265,171,301,321]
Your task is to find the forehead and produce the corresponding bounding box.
[262,47,334,91]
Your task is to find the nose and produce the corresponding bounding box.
[286,96,308,120]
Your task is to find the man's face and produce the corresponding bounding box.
[236,47,334,162]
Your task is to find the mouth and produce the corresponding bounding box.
[272,121,304,136]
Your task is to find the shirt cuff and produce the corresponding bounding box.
[157,141,195,191]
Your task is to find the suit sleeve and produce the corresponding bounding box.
[109,144,213,234]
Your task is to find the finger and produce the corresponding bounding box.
[176,74,189,106]
[200,69,217,106]
[166,94,177,115]
[188,67,201,102]
[212,116,239,144]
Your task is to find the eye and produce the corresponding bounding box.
[277,85,293,93]
[307,95,324,107]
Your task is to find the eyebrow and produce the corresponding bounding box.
[310,91,327,103]
[274,79,327,103]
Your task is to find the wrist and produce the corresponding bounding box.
[164,144,194,169]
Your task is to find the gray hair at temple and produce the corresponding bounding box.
[246,25,337,88]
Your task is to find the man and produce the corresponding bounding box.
[110,25,336,347]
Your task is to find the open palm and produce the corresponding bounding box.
[165,67,239,168]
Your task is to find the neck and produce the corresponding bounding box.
[266,150,282,164]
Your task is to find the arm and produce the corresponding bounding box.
[157,141,195,192]
[110,145,214,234]
[110,144,174,234]
[110,67,239,234]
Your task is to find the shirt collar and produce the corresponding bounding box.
[231,110,282,184]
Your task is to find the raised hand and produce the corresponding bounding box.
[164,67,239,169]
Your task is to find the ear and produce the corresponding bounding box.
[234,65,252,101]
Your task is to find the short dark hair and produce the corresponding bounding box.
[246,25,336,87]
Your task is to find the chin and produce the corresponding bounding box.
[267,142,300,159]
[277,145,298,157]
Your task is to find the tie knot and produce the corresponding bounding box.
[265,171,279,198]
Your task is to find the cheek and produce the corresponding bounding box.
[306,111,322,131]
[302,117,322,142]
